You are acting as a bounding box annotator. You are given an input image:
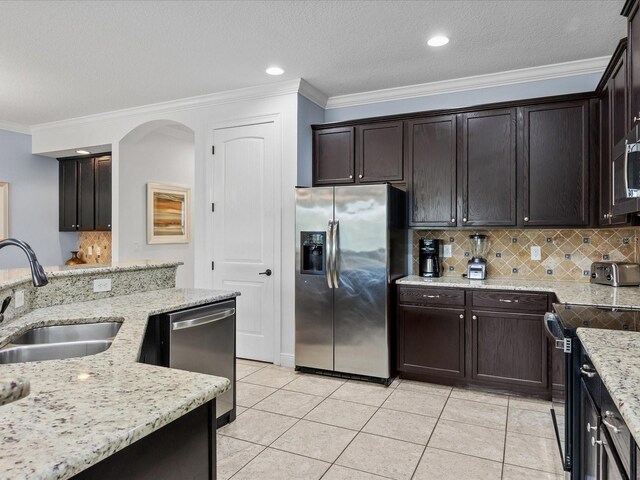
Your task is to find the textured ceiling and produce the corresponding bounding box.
[0,0,627,125]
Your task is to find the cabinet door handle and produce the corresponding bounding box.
[524,216,529,222]
[459,314,464,319]
[580,365,596,378]
[349,175,353,179]
[451,218,456,223]
[472,315,477,320]
[358,174,363,179]
[462,217,467,222]
[586,422,597,433]
[603,412,622,434]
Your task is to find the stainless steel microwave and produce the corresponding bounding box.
[612,127,640,215]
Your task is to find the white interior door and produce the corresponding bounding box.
[212,122,276,362]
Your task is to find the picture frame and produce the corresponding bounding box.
[0,182,8,240]
[146,183,190,244]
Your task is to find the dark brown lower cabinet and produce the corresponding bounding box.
[73,400,215,479]
[471,309,547,391]
[397,285,552,398]
[397,305,465,379]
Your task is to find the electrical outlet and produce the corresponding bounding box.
[14,290,24,308]
[87,246,93,256]
[93,278,112,293]
[531,246,542,261]
[443,244,452,258]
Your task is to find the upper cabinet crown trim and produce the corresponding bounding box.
[325,57,611,109]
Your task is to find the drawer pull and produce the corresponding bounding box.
[603,412,622,434]
[580,365,597,378]
[424,294,440,298]
[499,298,518,303]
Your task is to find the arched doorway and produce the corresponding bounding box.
[119,120,195,287]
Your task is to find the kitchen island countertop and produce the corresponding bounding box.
[577,328,640,445]
[0,287,238,480]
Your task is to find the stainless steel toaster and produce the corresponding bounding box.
[590,262,640,287]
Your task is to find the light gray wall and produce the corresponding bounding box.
[0,129,77,269]
[118,127,195,288]
[297,94,325,186]
[324,72,602,122]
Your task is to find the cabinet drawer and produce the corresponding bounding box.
[471,290,547,313]
[601,387,632,476]
[398,286,464,307]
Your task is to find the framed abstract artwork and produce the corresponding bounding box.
[0,182,7,240]
[146,183,190,244]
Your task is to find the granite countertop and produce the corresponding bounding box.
[0,287,239,480]
[397,275,640,309]
[577,328,640,444]
[0,260,182,291]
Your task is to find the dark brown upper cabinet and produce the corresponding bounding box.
[313,127,355,185]
[59,159,78,232]
[458,109,517,226]
[598,40,630,227]
[624,0,640,131]
[77,158,95,231]
[95,156,112,231]
[520,99,590,226]
[355,122,403,183]
[313,123,404,186]
[58,154,112,232]
[405,115,457,227]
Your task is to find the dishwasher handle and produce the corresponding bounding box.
[171,308,236,331]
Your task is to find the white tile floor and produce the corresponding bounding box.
[217,359,565,480]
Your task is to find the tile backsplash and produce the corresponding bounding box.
[77,231,112,264]
[413,228,639,281]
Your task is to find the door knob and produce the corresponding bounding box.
[259,269,272,276]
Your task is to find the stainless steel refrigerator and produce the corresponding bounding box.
[295,184,406,383]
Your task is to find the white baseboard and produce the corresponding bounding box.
[280,353,295,369]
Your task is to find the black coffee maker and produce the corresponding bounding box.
[419,239,442,277]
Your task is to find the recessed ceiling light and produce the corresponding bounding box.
[76,149,90,155]
[266,66,284,76]
[427,35,450,47]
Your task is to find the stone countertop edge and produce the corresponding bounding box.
[396,275,640,310]
[0,287,238,480]
[0,260,183,291]
[577,328,640,445]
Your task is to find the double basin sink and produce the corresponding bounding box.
[0,322,122,364]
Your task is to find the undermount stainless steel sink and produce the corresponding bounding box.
[0,340,113,364]
[0,321,122,365]
[11,322,121,345]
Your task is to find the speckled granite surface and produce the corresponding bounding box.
[0,287,239,480]
[0,260,181,291]
[397,275,640,309]
[0,377,29,406]
[577,329,640,444]
[0,261,179,324]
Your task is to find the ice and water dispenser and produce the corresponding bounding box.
[300,231,325,275]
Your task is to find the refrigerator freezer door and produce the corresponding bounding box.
[295,187,335,371]
[333,184,390,378]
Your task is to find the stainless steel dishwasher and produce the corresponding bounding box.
[165,300,236,426]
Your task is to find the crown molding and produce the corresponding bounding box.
[31,79,304,132]
[0,120,31,135]
[325,56,610,109]
[298,79,329,108]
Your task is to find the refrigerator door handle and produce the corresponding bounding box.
[326,220,334,289]
[332,220,339,288]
